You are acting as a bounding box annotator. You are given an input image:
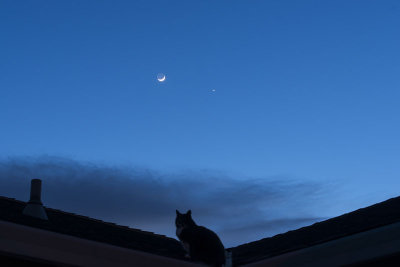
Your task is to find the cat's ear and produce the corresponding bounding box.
[187,210,192,215]
[176,210,180,215]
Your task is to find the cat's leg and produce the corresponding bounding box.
[181,241,191,258]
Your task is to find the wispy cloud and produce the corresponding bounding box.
[0,156,327,247]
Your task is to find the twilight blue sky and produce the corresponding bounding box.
[1,1,400,246]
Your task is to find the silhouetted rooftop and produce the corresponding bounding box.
[0,196,187,261]
[2,195,400,266]
[230,196,400,265]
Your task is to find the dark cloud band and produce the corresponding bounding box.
[0,156,325,247]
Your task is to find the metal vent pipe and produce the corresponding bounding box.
[22,179,48,220]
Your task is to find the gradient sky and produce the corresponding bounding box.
[1,1,400,246]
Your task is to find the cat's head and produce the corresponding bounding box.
[175,210,196,228]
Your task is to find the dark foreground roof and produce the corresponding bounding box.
[231,196,400,266]
[0,196,186,260]
[3,194,400,266]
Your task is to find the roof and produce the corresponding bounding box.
[0,196,187,261]
[3,194,400,266]
[231,196,400,266]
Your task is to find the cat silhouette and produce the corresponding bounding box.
[175,210,226,267]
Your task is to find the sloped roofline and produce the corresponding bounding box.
[230,196,400,265]
[0,196,187,261]
[2,195,400,266]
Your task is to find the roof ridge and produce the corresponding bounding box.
[231,195,400,265]
[0,195,176,241]
[0,195,26,204]
[45,207,175,240]
[233,195,400,249]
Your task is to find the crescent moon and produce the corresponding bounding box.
[157,75,166,82]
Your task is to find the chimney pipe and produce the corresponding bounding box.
[23,179,48,220]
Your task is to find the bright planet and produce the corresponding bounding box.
[157,73,166,82]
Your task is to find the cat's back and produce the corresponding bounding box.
[191,226,223,244]
[183,225,225,266]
